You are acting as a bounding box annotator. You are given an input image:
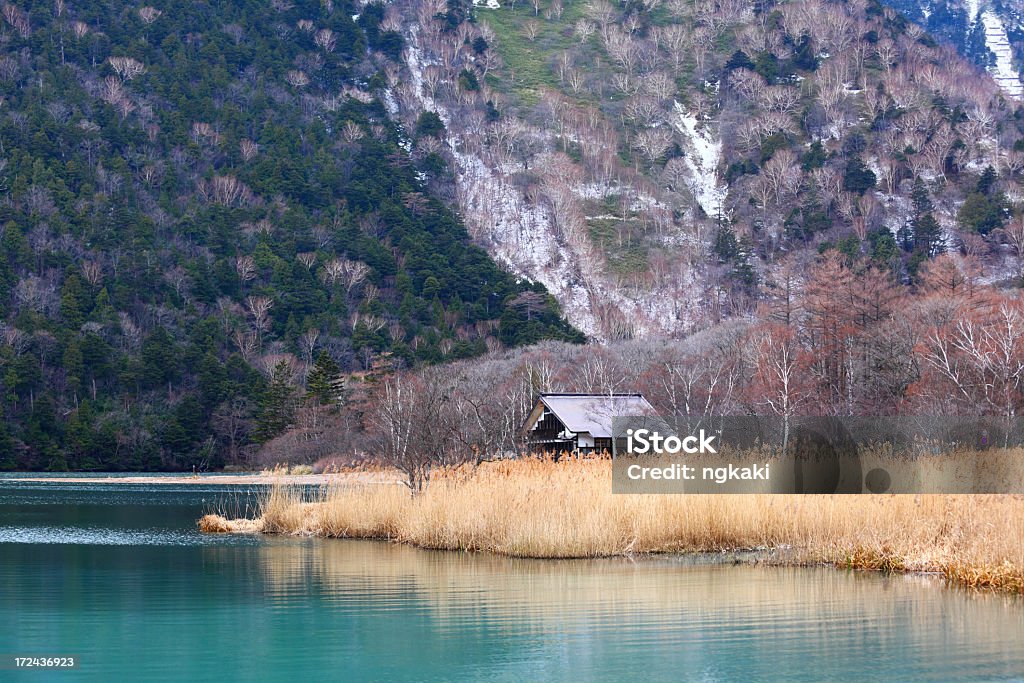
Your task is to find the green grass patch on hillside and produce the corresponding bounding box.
[587,217,649,278]
[478,3,588,106]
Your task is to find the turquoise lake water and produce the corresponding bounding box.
[1,478,1023,681]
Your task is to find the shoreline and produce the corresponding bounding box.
[201,510,1024,594]
[197,459,1024,594]
[0,472,399,486]
[196,519,978,591]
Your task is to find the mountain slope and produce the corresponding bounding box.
[383,0,1024,340]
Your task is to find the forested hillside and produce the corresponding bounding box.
[8,0,1024,471]
[0,0,582,470]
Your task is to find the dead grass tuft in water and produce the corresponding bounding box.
[842,546,907,572]
[200,457,1024,593]
[198,514,263,533]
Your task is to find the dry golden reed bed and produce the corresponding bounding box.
[199,457,1024,593]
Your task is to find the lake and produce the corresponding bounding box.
[1,478,1023,681]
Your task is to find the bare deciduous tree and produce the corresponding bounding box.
[235,256,257,282]
[314,28,336,52]
[320,257,370,294]
[371,369,461,491]
[2,4,30,37]
[239,138,259,161]
[285,70,310,88]
[633,127,673,164]
[245,295,274,346]
[138,6,161,24]
[523,19,540,41]
[574,18,596,43]
[212,398,253,464]
[108,56,146,81]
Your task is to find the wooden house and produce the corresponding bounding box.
[522,393,657,454]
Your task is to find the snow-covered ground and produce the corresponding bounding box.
[673,102,726,218]
[943,0,1023,98]
[981,9,1024,99]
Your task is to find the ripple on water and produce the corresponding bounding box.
[0,525,262,546]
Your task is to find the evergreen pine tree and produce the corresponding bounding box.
[911,178,933,215]
[842,158,877,194]
[966,15,995,68]
[306,351,344,406]
[62,340,84,398]
[914,214,943,256]
[910,178,943,256]
[977,165,998,196]
[731,238,758,288]
[60,276,85,329]
[255,360,297,442]
[713,224,739,262]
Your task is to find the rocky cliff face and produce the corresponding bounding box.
[388,19,707,340]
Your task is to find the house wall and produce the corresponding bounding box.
[531,410,567,440]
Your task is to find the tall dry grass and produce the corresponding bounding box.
[199,457,1024,592]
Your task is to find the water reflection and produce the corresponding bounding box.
[250,539,1024,681]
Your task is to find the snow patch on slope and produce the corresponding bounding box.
[673,102,726,217]
[980,10,1023,98]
